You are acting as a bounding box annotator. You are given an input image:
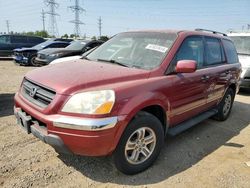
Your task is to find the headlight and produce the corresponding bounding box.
[62,90,115,115]
[49,53,62,57]
[241,67,247,78]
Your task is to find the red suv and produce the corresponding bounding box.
[14,29,241,174]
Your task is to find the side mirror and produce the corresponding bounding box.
[175,60,197,73]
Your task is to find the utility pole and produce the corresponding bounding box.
[41,9,46,31]
[44,0,59,37]
[98,16,102,38]
[6,20,10,34]
[69,0,85,38]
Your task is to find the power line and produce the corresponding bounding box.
[44,0,59,37]
[6,20,10,34]
[41,9,46,32]
[69,0,85,37]
[98,16,102,38]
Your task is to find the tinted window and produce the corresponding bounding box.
[176,36,204,68]
[49,43,68,48]
[222,39,239,64]
[0,35,10,44]
[204,37,224,66]
[11,36,27,43]
[28,37,44,44]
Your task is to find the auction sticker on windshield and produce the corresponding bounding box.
[145,44,168,53]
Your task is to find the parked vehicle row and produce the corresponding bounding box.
[0,34,45,57]
[14,29,241,175]
[13,39,71,66]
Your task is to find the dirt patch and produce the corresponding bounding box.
[0,61,250,188]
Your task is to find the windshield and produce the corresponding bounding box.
[33,40,53,50]
[65,41,86,50]
[87,32,177,70]
[230,36,250,55]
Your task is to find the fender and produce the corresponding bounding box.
[109,91,170,153]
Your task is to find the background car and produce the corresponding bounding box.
[35,40,104,66]
[0,35,45,57]
[228,32,250,89]
[13,39,72,66]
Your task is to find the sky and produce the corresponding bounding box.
[0,0,249,38]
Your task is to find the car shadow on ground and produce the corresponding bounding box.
[238,88,250,96]
[0,93,15,117]
[59,100,250,186]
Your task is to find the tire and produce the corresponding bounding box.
[113,111,164,175]
[28,55,38,66]
[213,88,235,121]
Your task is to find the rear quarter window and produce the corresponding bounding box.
[222,39,239,64]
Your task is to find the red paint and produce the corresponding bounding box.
[14,30,241,156]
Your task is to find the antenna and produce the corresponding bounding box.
[6,20,10,34]
[44,0,59,37]
[41,9,46,32]
[98,16,102,38]
[69,0,85,38]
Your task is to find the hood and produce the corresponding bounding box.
[14,47,37,52]
[38,48,78,55]
[25,60,149,95]
[238,54,250,68]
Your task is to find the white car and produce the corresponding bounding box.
[228,32,250,88]
[50,55,81,65]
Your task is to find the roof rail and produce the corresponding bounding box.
[195,28,227,36]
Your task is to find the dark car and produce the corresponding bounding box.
[13,39,71,66]
[0,35,45,57]
[34,40,104,66]
[14,29,241,174]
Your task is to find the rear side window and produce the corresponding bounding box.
[204,37,224,66]
[222,39,239,64]
[11,36,27,43]
[28,37,44,44]
[176,36,204,68]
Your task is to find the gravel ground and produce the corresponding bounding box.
[0,60,250,188]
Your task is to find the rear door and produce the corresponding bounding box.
[203,37,233,108]
[169,36,211,125]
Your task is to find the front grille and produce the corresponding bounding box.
[21,79,56,108]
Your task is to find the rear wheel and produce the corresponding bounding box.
[214,88,235,121]
[113,111,164,175]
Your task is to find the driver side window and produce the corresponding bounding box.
[176,36,204,69]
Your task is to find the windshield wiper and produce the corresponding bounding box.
[238,52,250,56]
[97,58,129,67]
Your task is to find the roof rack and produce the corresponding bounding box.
[195,28,227,36]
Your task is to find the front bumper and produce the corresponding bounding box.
[13,55,29,64]
[14,93,127,156]
[35,56,56,65]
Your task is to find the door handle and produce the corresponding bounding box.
[201,75,210,81]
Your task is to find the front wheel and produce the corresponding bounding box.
[214,88,235,121]
[29,55,38,66]
[113,111,164,175]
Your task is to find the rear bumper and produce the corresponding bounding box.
[14,93,127,156]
